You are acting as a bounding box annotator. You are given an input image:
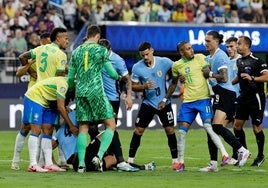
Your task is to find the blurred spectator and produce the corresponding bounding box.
[240,6,256,22]
[28,14,40,32]
[254,7,266,23]
[9,10,29,29]
[27,32,39,49]
[0,35,14,57]
[136,0,150,22]
[250,0,263,11]
[9,17,25,37]
[5,0,16,19]
[94,5,105,23]
[106,3,121,21]
[158,2,171,22]
[195,3,207,24]
[263,0,268,22]
[236,0,250,9]
[103,0,114,16]
[12,0,26,10]
[230,0,239,10]
[185,1,195,22]
[23,0,34,18]
[145,0,161,22]
[33,6,46,22]
[172,3,187,22]
[227,9,240,23]
[129,0,141,20]
[62,0,77,30]
[76,3,92,30]
[215,0,225,16]
[122,3,136,21]
[10,29,27,57]
[206,1,221,22]
[47,7,66,29]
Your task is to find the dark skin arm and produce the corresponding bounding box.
[57,97,78,136]
[158,76,179,110]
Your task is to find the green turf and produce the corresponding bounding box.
[0,128,268,188]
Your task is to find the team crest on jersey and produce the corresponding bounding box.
[33,113,39,122]
[61,60,67,65]
[157,70,162,77]
[185,67,190,73]
[60,87,66,93]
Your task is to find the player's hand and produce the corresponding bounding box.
[144,81,155,89]
[158,101,165,110]
[125,95,133,110]
[70,126,79,136]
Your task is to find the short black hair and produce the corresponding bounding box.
[176,41,188,52]
[206,30,224,44]
[50,27,67,42]
[86,25,101,38]
[239,36,252,48]
[40,32,50,40]
[138,41,151,51]
[98,39,111,50]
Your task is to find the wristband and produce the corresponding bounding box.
[251,76,255,81]
[209,71,213,78]
[162,98,167,103]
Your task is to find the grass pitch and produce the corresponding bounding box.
[0,128,268,188]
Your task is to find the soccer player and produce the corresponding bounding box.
[24,76,78,172]
[232,36,268,167]
[98,38,138,172]
[19,28,69,171]
[11,32,51,170]
[158,41,229,172]
[200,30,250,172]
[19,27,68,82]
[67,25,120,173]
[53,109,155,172]
[127,41,179,170]
[225,36,241,164]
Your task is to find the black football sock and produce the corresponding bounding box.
[167,133,178,159]
[255,130,265,158]
[128,132,142,158]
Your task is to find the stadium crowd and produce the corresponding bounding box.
[1,0,268,58]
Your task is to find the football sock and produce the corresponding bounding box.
[204,123,228,157]
[41,134,53,166]
[58,146,66,164]
[254,130,265,157]
[207,133,218,161]
[167,133,178,159]
[128,132,142,158]
[12,130,27,163]
[110,130,124,163]
[234,128,247,148]
[98,128,114,160]
[77,132,87,167]
[177,127,187,163]
[212,124,242,151]
[28,133,39,166]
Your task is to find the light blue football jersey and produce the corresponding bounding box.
[132,56,173,109]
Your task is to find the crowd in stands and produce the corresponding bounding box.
[1,0,268,58]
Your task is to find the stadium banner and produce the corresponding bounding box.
[102,22,268,53]
[0,98,259,131]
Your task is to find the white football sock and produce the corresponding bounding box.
[41,136,53,166]
[204,124,228,157]
[178,129,187,163]
[12,131,27,163]
[28,134,38,166]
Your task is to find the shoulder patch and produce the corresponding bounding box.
[61,60,67,65]
[60,87,67,93]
